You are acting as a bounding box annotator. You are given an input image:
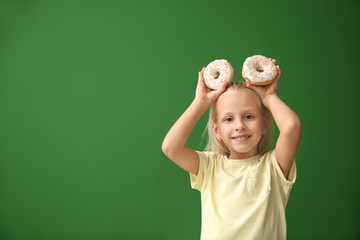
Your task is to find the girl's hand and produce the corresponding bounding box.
[242,58,281,102]
[195,67,227,105]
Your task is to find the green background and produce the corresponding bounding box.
[0,0,359,239]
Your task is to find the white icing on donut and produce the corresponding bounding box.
[204,59,233,89]
[243,55,277,83]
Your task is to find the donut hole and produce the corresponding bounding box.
[254,62,264,73]
[215,71,220,79]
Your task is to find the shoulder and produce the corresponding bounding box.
[261,150,297,186]
[190,151,226,191]
[197,151,226,163]
[259,150,274,160]
[260,150,281,169]
[196,151,227,170]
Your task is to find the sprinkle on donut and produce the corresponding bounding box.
[203,59,234,89]
[242,55,277,85]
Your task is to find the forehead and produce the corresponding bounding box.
[215,89,262,113]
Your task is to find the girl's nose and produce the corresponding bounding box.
[235,119,246,131]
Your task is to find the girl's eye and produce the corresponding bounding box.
[224,117,233,122]
[244,115,253,120]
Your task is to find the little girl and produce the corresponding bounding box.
[162,59,302,240]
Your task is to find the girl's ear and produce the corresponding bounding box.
[262,113,270,135]
[212,123,222,141]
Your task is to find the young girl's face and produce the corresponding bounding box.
[213,89,268,159]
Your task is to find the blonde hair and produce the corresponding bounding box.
[204,81,272,156]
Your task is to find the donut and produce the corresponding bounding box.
[242,55,278,85]
[203,59,234,89]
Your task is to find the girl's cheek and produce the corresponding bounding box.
[225,124,233,131]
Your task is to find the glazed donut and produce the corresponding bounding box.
[242,55,278,85]
[203,59,234,89]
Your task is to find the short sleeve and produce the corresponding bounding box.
[189,151,211,191]
[269,151,297,199]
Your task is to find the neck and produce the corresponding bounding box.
[228,149,258,160]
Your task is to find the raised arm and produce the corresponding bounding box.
[263,93,302,179]
[244,59,302,179]
[162,68,227,175]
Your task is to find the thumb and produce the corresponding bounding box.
[246,79,261,94]
[245,79,254,89]
[214,81,228,98]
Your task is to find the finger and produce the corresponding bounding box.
[245,79,252,88]
[198,69,205,82]
[198,72,202,83]
[246,79,258,92]
[272,59,277,65]
[276,65,281,77]
[220,81,228,90]
[274,65,281,82]
[214,82,228,97]
[197,72,206,90]
[243,76,250,84]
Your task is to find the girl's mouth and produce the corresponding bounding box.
[232,135,251,141]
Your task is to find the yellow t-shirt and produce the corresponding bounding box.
[190,150,296,240]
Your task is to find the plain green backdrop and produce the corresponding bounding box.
[0,0,359,239]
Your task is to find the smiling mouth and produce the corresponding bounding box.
[231,135,251,141]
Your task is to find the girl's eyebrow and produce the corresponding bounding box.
[219,108,258,117]
[242,108,258,113]
[218,112,234,118]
